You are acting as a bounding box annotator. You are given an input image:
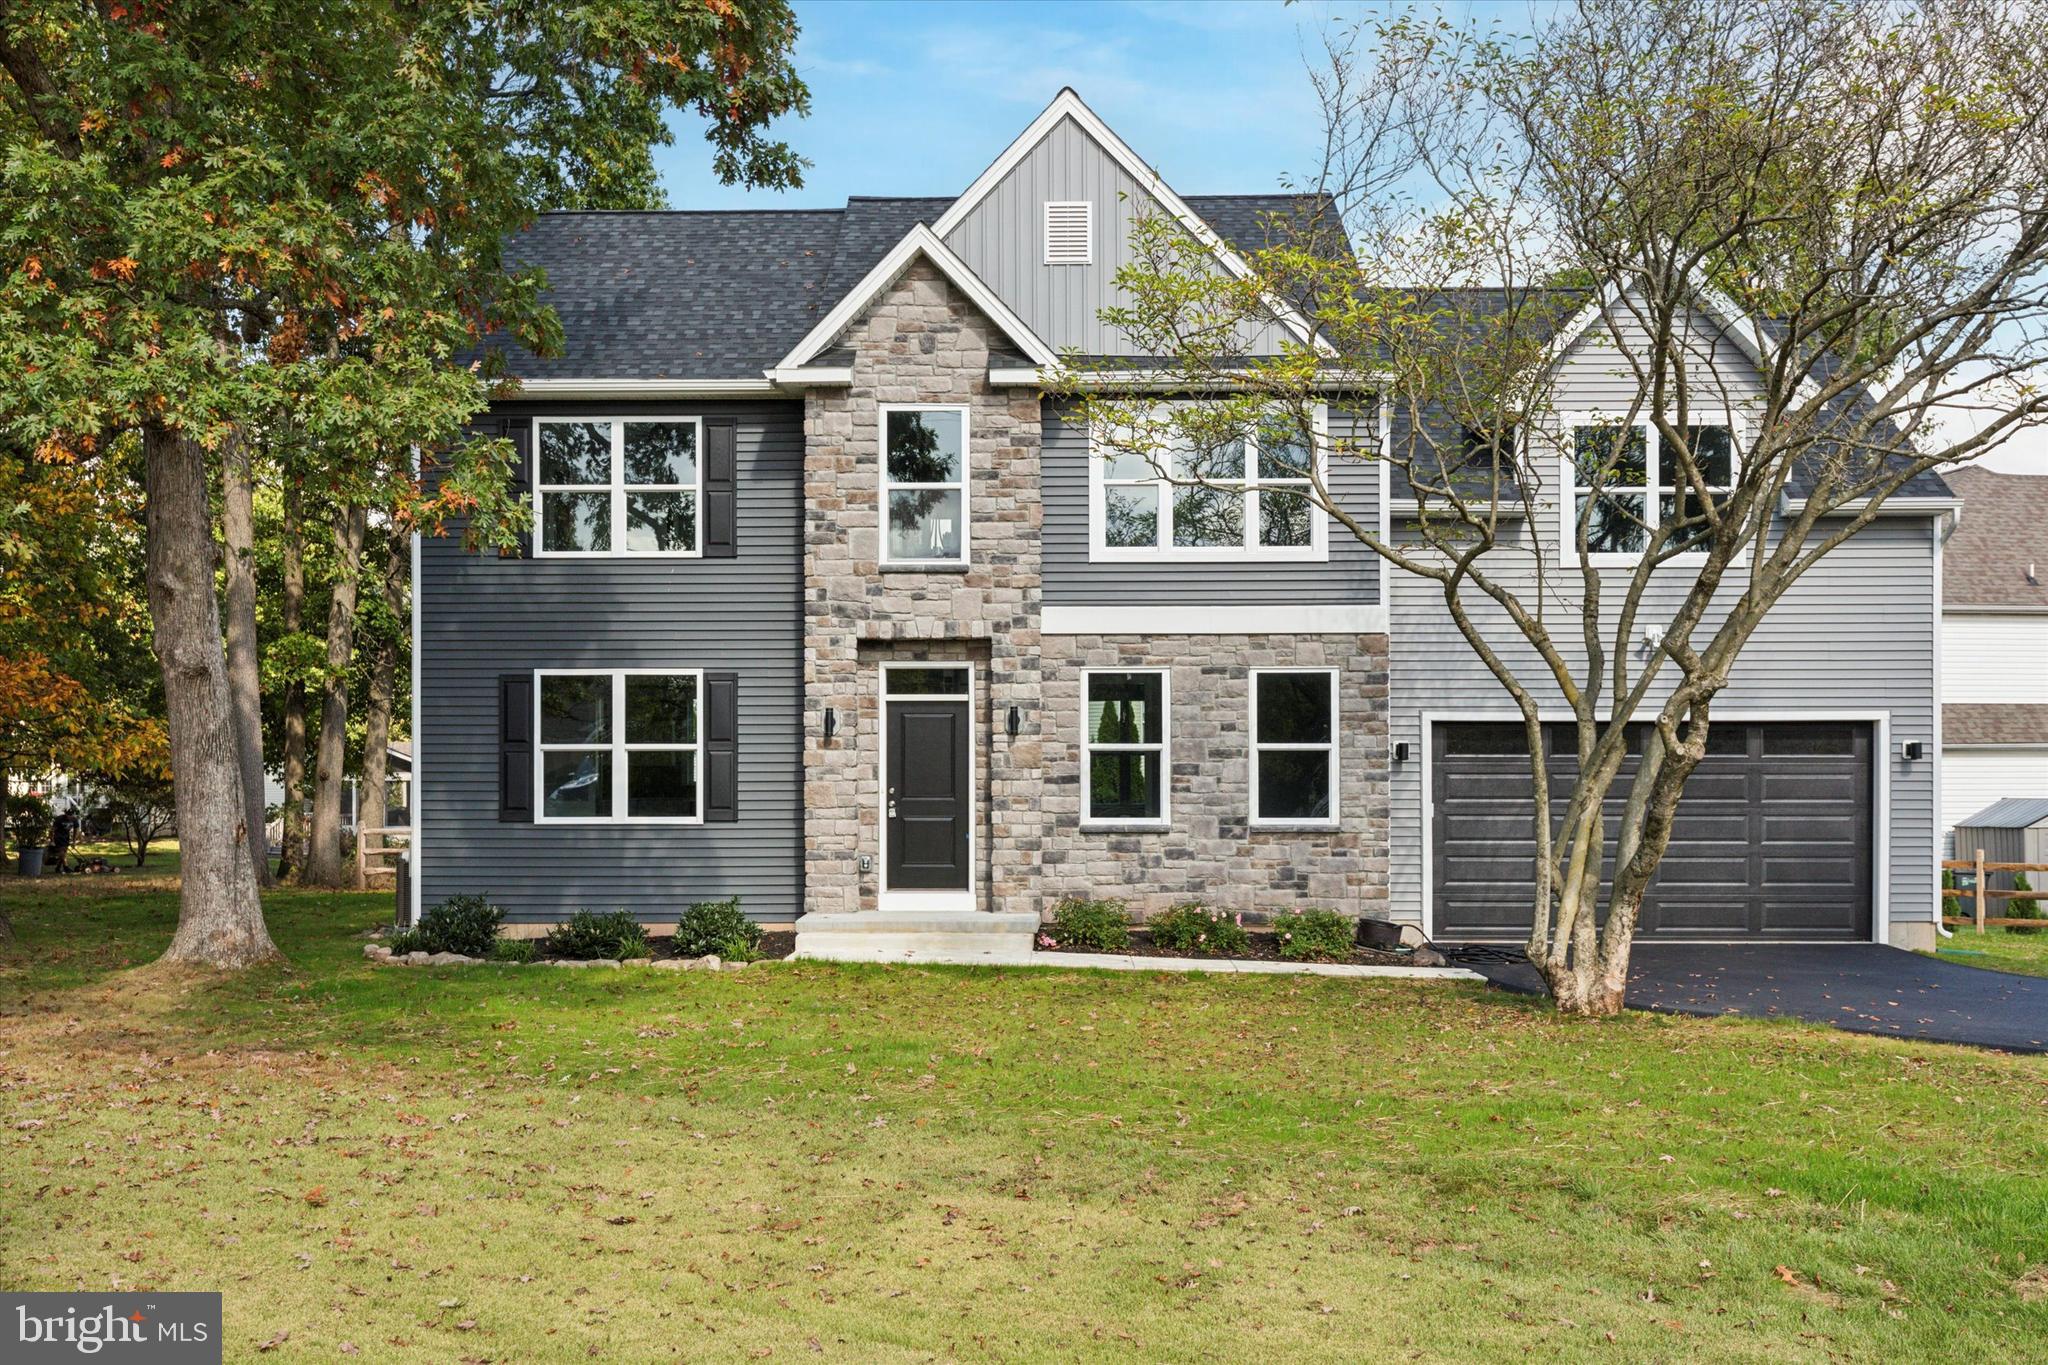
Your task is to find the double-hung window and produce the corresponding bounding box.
[1082,670,1169,825]
[1093,406,1325,560]
[1250,669,1338,826]
[536,418,701,556]
[880,405,968,566]
[536,670,701,822]
[1566,418,1734,559]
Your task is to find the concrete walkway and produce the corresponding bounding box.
[1459,942,2048,1053]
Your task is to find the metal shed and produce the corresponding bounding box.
[1954,798,2048,891]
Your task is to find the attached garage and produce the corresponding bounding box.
[1431,720,1874,941]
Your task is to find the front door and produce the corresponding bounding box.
[884,667,972,896]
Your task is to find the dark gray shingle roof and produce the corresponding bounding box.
[482,195,1316,382]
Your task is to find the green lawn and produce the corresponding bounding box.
[1935,925,2048,979]
[3,878,2047,1362]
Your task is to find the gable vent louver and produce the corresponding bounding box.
[1043,201,1093,266]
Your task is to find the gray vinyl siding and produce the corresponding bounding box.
[1386,303,1940,935]
[1040,399,1380,606]
[417,399,803,924]
[942,114,1288,356]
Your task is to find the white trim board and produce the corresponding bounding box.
[1042,604,1387,636]
[509,378,779,398]
[1415,709,1893,946]
[929,88,1331,356]
[775,223,1057,371]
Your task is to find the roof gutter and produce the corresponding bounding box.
[503,377,781,400]
[1779,493,1965,518]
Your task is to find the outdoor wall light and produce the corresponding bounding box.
[1393,741,1411,764]
[823,706,837,741]
[1007,705,1022,738]
[1902,740,1925,761]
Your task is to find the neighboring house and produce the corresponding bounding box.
[1939,466,2048,848]
[412,89,1956,952]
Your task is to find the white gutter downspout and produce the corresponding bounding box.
[1933,503,1963,939]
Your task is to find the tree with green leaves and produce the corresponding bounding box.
[1061,0,2048,1014]
[0,1,808,965]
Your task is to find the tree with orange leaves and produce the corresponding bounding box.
[0,2,808,965]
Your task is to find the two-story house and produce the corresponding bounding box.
[412,90,1954,956]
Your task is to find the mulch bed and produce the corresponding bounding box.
[1036,931,1417,968]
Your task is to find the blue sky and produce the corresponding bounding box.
[653,1,1473,209]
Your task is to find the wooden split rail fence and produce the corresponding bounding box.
[1941,850,2048,932]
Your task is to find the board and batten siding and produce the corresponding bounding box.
[941,114,1288,357]
[1039,399,1381,606]
[1386,303,1942,938]
[1942,612,2048,705]
[417,399,804,924]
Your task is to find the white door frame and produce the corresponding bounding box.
[877,661,978,913]
[1419,710,1890,945]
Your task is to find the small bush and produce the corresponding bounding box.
[542,910,649,961]
[489,938,537,964]
[1147,903,1250,956]
[410,894,506,957]
[673,898,761,960]
[2010,873,2042,935]
[1048,898,1130,951]
[387,928,424,955]
[1942,869,1962,919]
[1275,908,1355,962]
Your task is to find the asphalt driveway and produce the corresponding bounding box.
[1453,942,2048,1053]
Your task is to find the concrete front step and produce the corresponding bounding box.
[792,910,1038,963]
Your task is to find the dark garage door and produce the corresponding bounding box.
[1433,721,1872,941]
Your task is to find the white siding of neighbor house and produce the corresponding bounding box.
[1942,613,2048,704]
[1387,303,1942,939]
[1943,749,2048,847]
[941,114,1288,356]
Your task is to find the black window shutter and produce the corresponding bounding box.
[703,418,737,558]
[499,673,533,823]
[505,419,533,559]
[704,672,739,822]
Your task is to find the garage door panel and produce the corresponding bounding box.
[1435,721,1870,941]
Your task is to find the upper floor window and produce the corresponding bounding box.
[1566,418,1734,560]
[536,670,701,823]
[881,405,968,567]
[1091,406,1327,562]
[536,418,700,556]
[1044,201,1093,265]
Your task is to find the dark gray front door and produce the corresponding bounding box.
[1433,721,1873,941]
[886,699,970,891]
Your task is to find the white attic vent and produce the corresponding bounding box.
[1043,200,1093,265]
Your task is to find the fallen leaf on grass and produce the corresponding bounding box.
[1772,1265,1845,1309]
[2015,1265,2048,1303]
[340,1344,359,1356]
[255,1330,289,1352]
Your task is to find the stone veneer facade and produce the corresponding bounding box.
[1038,635,1389,920]
[800,256,1389,921]
[801,260,1045,916]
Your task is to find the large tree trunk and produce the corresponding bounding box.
[143,422,278,968]
[353,533,403,889]
[303,503,367,887]
[220,433,274,887]
[277,479,307,881]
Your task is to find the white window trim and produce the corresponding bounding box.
[878,403,972,568]
[877,661,977,912]
[1248,667,1340,829]
[534,668,705,825]
[1080,668,1171,829]
[1088,404,1330,563]
[1557,412,1743,567]
[533,417,705,559]
[1043,200,1094,266]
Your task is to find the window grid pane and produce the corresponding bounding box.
[1253,671,1335,823]
[1096,408,1317,554]
[883,409,967,562]
[1084,672,1167,823]
[538,672,702,821]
